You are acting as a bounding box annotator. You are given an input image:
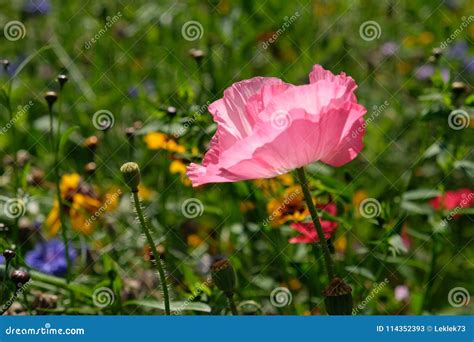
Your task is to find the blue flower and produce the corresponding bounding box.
[23,0,51,15]
[25,239,76,276]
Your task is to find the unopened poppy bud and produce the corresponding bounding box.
[2,249,16,261]
[323,277,353,315]
[44,91,58,109]
[10,270,30,287]
[211,259,236,296]
[120,162,141,192]
[57,74,68,89]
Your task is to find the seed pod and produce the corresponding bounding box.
[211,259,236,296]
[323,277,353,315]
[1,59,10,71]
[166,106,177,117]
[2,249,16,261]
[10,270,31,287]
[120,162,141,192]
[451,81,467,95]
[57,74,68,89]
[44,91,58,109]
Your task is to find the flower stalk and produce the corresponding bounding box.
[296,167,335,280]
[121,162,171,315]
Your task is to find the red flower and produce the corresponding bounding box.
[289,203,338,244]
[429,189,474,212]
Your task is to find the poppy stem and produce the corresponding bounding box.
[296,167,335,280]
[227,294,238,315]
[131,191,171,315]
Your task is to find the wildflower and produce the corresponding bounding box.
[144,132,186,153]
[23,0,51,15]
[394,285,410,302]
[429,188,474,214]
[266,185,308,225]
[380,42,399,57]
[170,159,191,186]
[187,64,366,186]
[25,239,76,276]
[289,203,338,244]
[45,173,102,235]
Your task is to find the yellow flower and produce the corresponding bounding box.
[266,185,309,226]
[334,235,347,254]
[169,160,187,175]
[289,278,302,290]
[137,184,154,201]
[418,31,434,45]
[144,132,168,150]
[144,131,186,154]
[187,234,203,248]
[46,173,111,236]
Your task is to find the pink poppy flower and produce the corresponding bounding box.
[187,65,367,187]
[289,203,338,244]
[429,188,474,212]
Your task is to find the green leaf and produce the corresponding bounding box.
[400,201,433,215]
[345,265,375,281]
[0,87,8,109]
[58,126,79,156]
[124,300,211,313]
[402,189,440,201]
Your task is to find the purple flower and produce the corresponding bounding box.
[25,239,76,276]
[0,255,4,264]
[447,41,468,60]
[395,285,410,301]
[127,86,139,98]
[415,65,449,82]
[23,0,51,15]
[464,57,474,73]
[381,42,399,57]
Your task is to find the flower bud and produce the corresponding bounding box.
[323,277,353,315]
[166,106,177,117]
[84,162,97,174]
[125,127,135,138]
[2,249,16,261]
[211,259,236,296]
[451,81,467,95]
[57,74,68,89]
[120,162,141,192]
[44,91,58,110]
[85,135,99,151]
[1,59,10,72]
[431,48,442,60]
[10,269,30,287]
